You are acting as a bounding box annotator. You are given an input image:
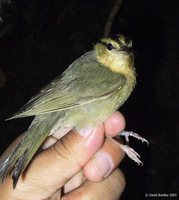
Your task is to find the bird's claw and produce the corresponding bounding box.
[120,131,149,145]
[114,131,149,165]
[119,144,143,165]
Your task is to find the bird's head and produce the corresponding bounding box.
[94,34,135,75]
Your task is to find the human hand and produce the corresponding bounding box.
[0,111,126,200]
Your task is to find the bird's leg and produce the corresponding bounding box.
[118,143,143,165]
[113,131,149,165]
[120,131,149,145]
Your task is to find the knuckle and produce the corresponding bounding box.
[51,137,74,161]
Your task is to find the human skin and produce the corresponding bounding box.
[0,111,126,200]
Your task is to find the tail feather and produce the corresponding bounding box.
[0,142,27,183]
[12,149,29,189]
[0,117,52,188]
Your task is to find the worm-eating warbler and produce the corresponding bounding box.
[0,34,148,188]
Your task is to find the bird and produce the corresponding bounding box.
[0,34,148,189]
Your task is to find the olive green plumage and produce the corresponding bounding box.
[0,34,136,188]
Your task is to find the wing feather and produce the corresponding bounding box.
[8,51,126,119]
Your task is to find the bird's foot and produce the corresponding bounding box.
[120,131,149,145]
[114,131,149,165]
[119,143,143,165]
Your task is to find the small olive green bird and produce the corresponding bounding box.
[0,34,148,188]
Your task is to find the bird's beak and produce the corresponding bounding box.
[119,46,133,54]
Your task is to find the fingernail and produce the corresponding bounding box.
[41,137,57,149]
[92,152,113,177]
[77,126,94,138]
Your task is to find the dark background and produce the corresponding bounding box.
[0,0,178,199]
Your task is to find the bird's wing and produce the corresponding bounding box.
[8,51,126,119]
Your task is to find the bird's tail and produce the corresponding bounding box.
[0,116,54,189]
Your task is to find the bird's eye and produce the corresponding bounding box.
[107,43,114,51]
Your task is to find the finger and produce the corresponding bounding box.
[83,137,125,181]
[104,111,126,137]
[49,170,85,199]
[42,111,126,150]
[41,135,58,149]
[63,170,85,193]
[61,169,126,200]
[41,127,73,150]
